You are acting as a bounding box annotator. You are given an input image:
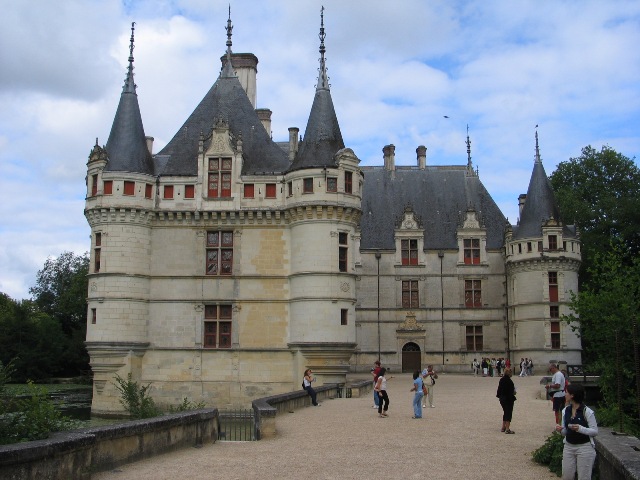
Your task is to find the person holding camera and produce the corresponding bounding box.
[421,365,438,408]
[302,368,320,406]
[555,384,598,479]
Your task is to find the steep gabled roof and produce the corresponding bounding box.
[288,7,344,173]
[156,13,289,176]
[360,167,506,250]
[104,23,154,175]
[513,132,575,239]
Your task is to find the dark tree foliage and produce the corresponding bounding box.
[0,294,70,381]
[29,251,90,334]
[549,145,640,286]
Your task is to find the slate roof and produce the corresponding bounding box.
[155,71,289,176]
[104,26,154,176]
[512,158,576,239]
[360,167,507,250]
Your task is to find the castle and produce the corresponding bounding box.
[84,14,581,414]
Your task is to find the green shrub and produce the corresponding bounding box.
[168,397,206,413]
[113,373,162,419]
[532,432,564,477]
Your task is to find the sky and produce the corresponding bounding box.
[1,0,639,301]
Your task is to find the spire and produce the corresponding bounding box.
[123,22,136,93]
[221,6,235,78]
[104,22,154,175]
[317,6,329,91]
[535,125,541,164]
[466,124,473,172]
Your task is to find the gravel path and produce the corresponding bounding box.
[94,373,559,480]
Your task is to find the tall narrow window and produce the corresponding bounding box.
[402,280,419,308]
[465,279,482,308]
[163,185,174,199]
[550,305,559,318]
[94,232,101,273]
[548,271,558,302]
[527,242,532,252]
[206,231,234,275]
[548,235,558,250]
[341,309,348,325]
[303,178,313,193]
[287,181,292,197]
[463,239,480,264]
[243,184,255,198]
[204,304,232,349]
[145,183,153,199]
[326,177,337,192]
[538,241,543,252]
[91,175,98,196]
[266,183,277,198]
[466,325,483,351]
[344,171,353,194]
[401,239,418,266]
[91,308,97,325]
[551,321,560,349]
[123,181,135,196]
[208,158,232,198]
[185,185,195,199]
[338,232,348,272]
[104,180,113,195]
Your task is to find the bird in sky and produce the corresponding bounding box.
[444,115,450,118]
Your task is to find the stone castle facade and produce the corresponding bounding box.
[84,16,581,414]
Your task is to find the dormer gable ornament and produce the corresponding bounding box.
[459,207,484,229]
[88,138,108,163]
[395,204,423,230]
[204,118,235,156]
[542,216,561,228]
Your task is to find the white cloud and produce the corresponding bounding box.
[0,0,639,299]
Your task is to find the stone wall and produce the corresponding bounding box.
[0,409,217,480]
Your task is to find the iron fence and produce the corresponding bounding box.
[217,409,256,441]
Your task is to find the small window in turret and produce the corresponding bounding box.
[344,171,353,194]
[123,181,135,196]
[266,183,277,198]
[185,185,195,199]
[145,184,153,199]
[104,181,113,195]
[327,177,337,192]
[303,178,313,193]
[527,242,532,252]
[244,184,254,198]
[164,185,174,199]
[91,175,98,196]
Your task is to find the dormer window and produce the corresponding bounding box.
[548,235,558,250]
[401,239,418,266]
[208,158,232,198]
[344,171,353,194]
[464,239,480,264]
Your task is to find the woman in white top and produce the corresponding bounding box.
[302,369,320,406]
[374,368,392,417]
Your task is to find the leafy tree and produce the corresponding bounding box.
[550,145,640,285]
[29,251,89,334]
[563,244,640,431]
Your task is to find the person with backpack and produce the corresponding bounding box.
[302,368,320,406]
[555,384,598,479]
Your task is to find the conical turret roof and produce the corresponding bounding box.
[104,23,154,175]
[288,7,344,172]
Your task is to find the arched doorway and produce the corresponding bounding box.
[402,342,421,373]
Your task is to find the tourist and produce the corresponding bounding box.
[527,358,534,376]
[302,368,320,406]
[555,384,598,479]
[422,365,437,408]
[519,358,527,377]
[410,370,424,418]
[472,358,480,376]
[482,358,488,377]
[496,367,516,434]
[546,363,566,424]
[374,367,392,417]
[371,360,382,409]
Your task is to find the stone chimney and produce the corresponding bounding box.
[221,53,258,108]
[288,127,299,162]
[416,145,427,169]
[256,109,272,136]
[145,136,154,155]
[518,194,527,216]
[383,144,396,171]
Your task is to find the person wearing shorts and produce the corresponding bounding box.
[546,363,566,424]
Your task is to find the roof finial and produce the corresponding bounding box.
[221,5,235,77]
[466,124,473,171]
[535,125,541,164]
[317,6,329,90]
[123,22,136,93]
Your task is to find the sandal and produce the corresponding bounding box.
[505,429,515,434]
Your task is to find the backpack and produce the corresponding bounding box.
[302,381,306,389]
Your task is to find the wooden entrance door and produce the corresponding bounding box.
[402,342,421,373]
